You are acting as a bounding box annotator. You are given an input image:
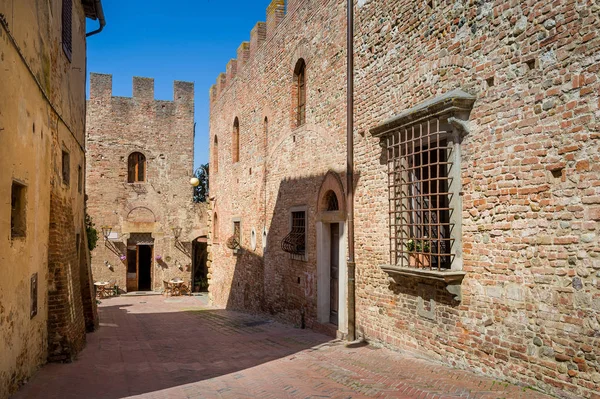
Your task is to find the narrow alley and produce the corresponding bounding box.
[15,295,552,399]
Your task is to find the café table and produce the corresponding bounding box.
[169,279,185,296]
[94,281,109,299]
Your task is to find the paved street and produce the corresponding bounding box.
[15,295,552,399]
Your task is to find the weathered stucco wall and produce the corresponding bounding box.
[209,0,600,398]
[86,74,203,292]
[0,1,96,397]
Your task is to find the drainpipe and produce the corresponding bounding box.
[86,0,106,37]
[346,0,356,342]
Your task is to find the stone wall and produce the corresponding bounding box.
[0,1,97,397]
[86,74,205,292]
[209,0,600,398]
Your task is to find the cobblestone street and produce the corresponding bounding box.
[13,295,553,399]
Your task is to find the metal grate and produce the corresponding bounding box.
[281,211,306,257]
[387,119,454,270]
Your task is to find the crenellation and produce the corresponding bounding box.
[249,22,267,59]
[266,0,285,40]
[218,73,227,96]
[226,59,238,83]
[237,42,250,68]
[174,80,194,105]
[132,76,154,101]
[90,72,113,100]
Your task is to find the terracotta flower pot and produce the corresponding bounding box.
[409,253,431,268]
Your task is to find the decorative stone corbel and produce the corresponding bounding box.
[448,116,471,136]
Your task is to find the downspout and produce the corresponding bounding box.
[86,0,106,37]
[346,0,356,342]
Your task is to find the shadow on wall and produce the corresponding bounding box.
[224,171,360,332]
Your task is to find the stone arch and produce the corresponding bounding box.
[317,171,346,216]
[126,206,156,223]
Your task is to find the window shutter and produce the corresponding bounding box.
[62,0,73,61]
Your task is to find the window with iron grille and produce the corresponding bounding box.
[282,210,306,260]
[128,152,146,183]
[386,119,455,270]
[62,0,72,61]
[233,221,241,245]
[372,89,475,275]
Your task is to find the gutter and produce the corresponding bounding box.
[346,0,356,342]
[86,0,106,37]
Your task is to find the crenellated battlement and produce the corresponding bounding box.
[89,73,194,104]
[211,0,305,104]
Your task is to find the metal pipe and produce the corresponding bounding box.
[86,0,106,37]
[346,0,356,342]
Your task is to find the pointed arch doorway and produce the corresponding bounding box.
[316,172,347,334]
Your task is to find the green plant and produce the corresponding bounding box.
[404,237,430,253]
[85,213,99,252]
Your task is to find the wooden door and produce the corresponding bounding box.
[126,247,138,292]
[330,223,339,325]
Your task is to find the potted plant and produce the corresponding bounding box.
[405,237,431,268]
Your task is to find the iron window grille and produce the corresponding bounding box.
[282,210,306,260]
[387,119,454,270]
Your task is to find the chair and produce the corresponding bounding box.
[163,280,172,297]
[105,280,117,297]
[180,279,192,296]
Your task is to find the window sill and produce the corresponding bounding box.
[380,264,465,301]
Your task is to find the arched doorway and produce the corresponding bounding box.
[192,236,208,293]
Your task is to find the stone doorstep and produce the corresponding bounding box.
[120,291,164,297]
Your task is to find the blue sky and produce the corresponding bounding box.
[86,0,272,170]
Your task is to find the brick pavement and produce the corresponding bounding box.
[14,295,554,399]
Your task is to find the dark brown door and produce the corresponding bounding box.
[330,223,339,325]
[126,247,138,292]
[138,245,152,291]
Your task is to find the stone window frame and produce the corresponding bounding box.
[371,89,475,294]
[287,205,308,262]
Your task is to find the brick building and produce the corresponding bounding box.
[208,0,600,398]
[0,1,103,397]
[86,74,207,293]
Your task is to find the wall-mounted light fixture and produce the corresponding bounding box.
[172,227,182,241]
[101,226,112,241]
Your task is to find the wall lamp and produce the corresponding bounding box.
[101,226,112,241]
[172,227,182,241]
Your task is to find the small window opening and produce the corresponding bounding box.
[213,213,219,241]
[525,59,536,71]
[282,210,306,260]
[232,118,240,163]
[11,181,27,239]
[77,165,82,193]
[294,59,306,127]
[486,76,495,87]
[213,136,219,173]
[62,150,70,185]
[324,190,339,211]
[127,152,146,183]
[76,233,81,257]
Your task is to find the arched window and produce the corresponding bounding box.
[232,117,240,163]
[213,213,219,242]
[294,59,306,127]
[324,190,339,211]
[213,136,219,173]
[264,117,268,153]
[128,152,146,183]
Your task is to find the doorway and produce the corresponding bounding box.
[126,233,155,292]
[192,237,208,292]
[330,223,339,325]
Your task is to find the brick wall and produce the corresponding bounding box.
[209,0,600,398]
[86,74,203,292]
